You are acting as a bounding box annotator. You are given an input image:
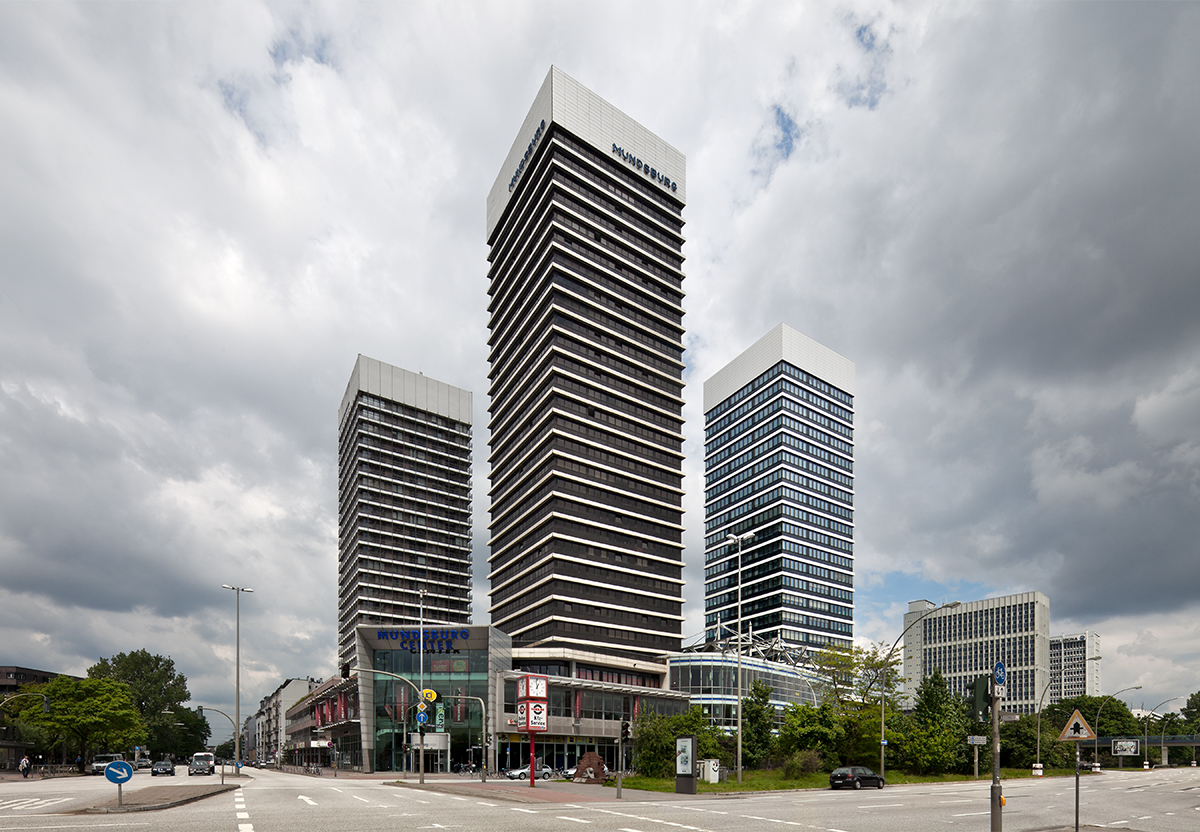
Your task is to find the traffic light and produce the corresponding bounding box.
[341,663,350,679]
[968,675,990,723]
[620,721,631,741]
[485,733,492,748]
[197,706,203,718]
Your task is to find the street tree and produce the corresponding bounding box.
[809,643,900,766]
[778,701,843,764]
[741,679,776,768]
[1181,689,1200,728]
[894,669,967,774]
[632,705,723,778]
[13,677,146,761]
[88,650,191,757]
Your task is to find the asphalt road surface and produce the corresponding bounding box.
[2,766,1198,832]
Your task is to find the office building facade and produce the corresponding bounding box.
[902,592,1050,714]
[1049,631,1101,703]
[702,324,855,650]
[485,67,687,660]
[337,356,474,668]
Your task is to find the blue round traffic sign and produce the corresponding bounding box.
[993,661,1007,686]
[104,760,134,784]
[416,712,428,724]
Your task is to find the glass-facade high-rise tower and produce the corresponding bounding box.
[703,324,855,650]
[337,355,473,668]
[485,67,686,660]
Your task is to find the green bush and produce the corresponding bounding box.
[782,749,822,779]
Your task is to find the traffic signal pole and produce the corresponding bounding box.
[616,735,623,799]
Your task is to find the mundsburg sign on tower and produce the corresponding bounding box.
[486,65,686,241]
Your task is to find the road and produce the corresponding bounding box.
[1,766,1198,831]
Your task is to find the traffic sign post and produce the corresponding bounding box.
[967,735,987,779]
[1057,709,1097,832]
[991,664,1005,832]
[104,760,133,807]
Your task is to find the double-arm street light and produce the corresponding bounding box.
[1142,697,1178,767]
[880,601,960,779]
[221,585,253,776]
[1094,685,1141,769]
[727,531,755,785]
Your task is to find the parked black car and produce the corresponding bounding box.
[829,766,884,789]
[151,761,175,776]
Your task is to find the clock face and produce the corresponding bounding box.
[529,676,547,698]
[517,677,527,699]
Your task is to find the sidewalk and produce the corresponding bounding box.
[386,776,706,804]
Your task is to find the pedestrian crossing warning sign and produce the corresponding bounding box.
[1058,709,1097,742]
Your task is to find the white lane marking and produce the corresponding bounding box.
[331,787,344,792]
[859,804,903,808]
[353,795,371,803]
[952,812,989,817]
[298,795,317,805]
[238,825,253,832]
[512,808,539,813]
[0,797,77,811]
[237,812,250,818]
[477,802,498,806]
[557,818,591,823]
[619,829,648,832]
[0,826,151,830]
[449,796,468,801]
[939,799,972,804]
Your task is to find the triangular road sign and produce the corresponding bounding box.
[1058,709,1097,742]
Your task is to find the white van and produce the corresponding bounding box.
[189,752,215,776]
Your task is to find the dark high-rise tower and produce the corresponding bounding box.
[486,67,686,660]
[337,355,473,668]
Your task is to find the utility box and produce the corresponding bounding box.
[699,759,719,783]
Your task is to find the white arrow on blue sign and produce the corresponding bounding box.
[104,761,133,784]
[416,712,428,724]
[993,661,1006,686]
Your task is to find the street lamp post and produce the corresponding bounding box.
[1094,686,1141,771]
[221,585,253,777]
[418,587,426,784]
[880,600,960,779]
[1141,698,1178,767]
[1159,703,1179,767]
[727,532,754,785]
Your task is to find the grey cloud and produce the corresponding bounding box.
[1,1,1197,714]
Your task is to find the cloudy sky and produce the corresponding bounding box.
[3,1,1198,739]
